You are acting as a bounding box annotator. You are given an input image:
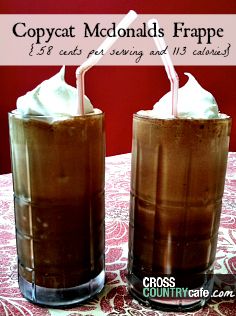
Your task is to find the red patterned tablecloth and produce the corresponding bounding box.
[0,153,235,316]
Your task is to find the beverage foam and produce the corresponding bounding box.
[16,66,97,118]
[138,73,221,119]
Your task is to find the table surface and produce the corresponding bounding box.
[0,153,235,316]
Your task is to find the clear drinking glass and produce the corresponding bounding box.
[9,111,105,307]
[127,114,231,312]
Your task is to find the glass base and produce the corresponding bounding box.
[19,270,105,308]
[127,271,214,312]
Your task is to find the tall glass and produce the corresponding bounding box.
[127,114,231,312]
[9,111,105,307]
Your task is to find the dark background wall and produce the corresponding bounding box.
[1,1,235,174]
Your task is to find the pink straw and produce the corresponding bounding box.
[77,71,85,115]
[148,19,179,117]
[76,10,138,115]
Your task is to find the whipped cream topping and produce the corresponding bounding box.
[16,66,94,117]
[138,73,220,119]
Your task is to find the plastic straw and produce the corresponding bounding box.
[148,19,179,117]
[76,10,138,115]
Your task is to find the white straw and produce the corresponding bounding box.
[148,18,179,117]
[76,10,138,115]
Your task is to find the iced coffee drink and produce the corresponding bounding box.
[9,67,105,307]
[127,73,231,311]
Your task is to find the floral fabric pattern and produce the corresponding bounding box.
[0,153,235,315]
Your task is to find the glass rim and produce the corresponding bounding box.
[133,112,231,122]
[9,109,104,119]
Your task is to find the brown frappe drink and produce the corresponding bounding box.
[129,115,231,276]
[127,73,231,311]
[9,68,105,307]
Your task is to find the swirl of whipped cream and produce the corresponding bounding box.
[16,66,94,117]
[138,73,219,119]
